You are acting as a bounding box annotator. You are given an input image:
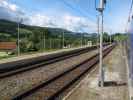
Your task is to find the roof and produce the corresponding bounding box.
[0,42,16,50]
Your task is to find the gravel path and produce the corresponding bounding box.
[0,49,98,100]
[65,43,129,100]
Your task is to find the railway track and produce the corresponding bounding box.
[0,44,108,78]
[0,46,98,78]
[12,44,115,100]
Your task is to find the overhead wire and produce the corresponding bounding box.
[60,0,96,22]
[59,0,98,32]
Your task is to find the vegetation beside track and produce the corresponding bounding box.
[0,19,127,59]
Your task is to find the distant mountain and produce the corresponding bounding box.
[0,19,95,36]
[0,19,73,35]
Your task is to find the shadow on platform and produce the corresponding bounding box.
[104,81,127,87]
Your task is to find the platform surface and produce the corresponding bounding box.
[64,44,129,100]
[0,46,89,64]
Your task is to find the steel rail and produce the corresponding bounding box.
[12,44,115,100]
[0,46,98,78]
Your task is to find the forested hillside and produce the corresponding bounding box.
[0,19,96,52]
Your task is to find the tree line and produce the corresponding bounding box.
[0,19,127,54]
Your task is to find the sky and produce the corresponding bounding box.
[0,0,132,33]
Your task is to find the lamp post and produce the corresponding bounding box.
[97,15,100,47]
[99,11,104,87]
[17,18,23,56]
[110,30,112,44]
[50,38,52,49]
[63,30,65,48]
[96,0,106,87]
[43,32,46,50]
[81,33,83,47]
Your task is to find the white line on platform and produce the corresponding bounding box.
[62,64,98,100]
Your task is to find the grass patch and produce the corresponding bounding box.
[0,52,8,56]
[0,52,15,59]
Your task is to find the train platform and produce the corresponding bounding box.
[0,45,89,64]
[64,43,129,100]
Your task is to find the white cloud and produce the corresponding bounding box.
[0,0,129,33]
[0,0,97,33]
[0,1,97,33]
[9,3,18,12]
[25,13,97,33]
[0,0,24,21]
[62,14,96,32]
[0,0,18,12]
[27,14,56,27]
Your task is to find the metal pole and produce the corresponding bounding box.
[81,34,83,47]
[97,0,105,87]
[41,32,43,50]
[44,32,46,50]
[98,11,104,87]
[50,38,52,49]
[17,22,20,56]
[63,31,64,48]
[97,15,100,46]
[110,31,112,44]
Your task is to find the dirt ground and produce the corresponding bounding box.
[64,43,129,100]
